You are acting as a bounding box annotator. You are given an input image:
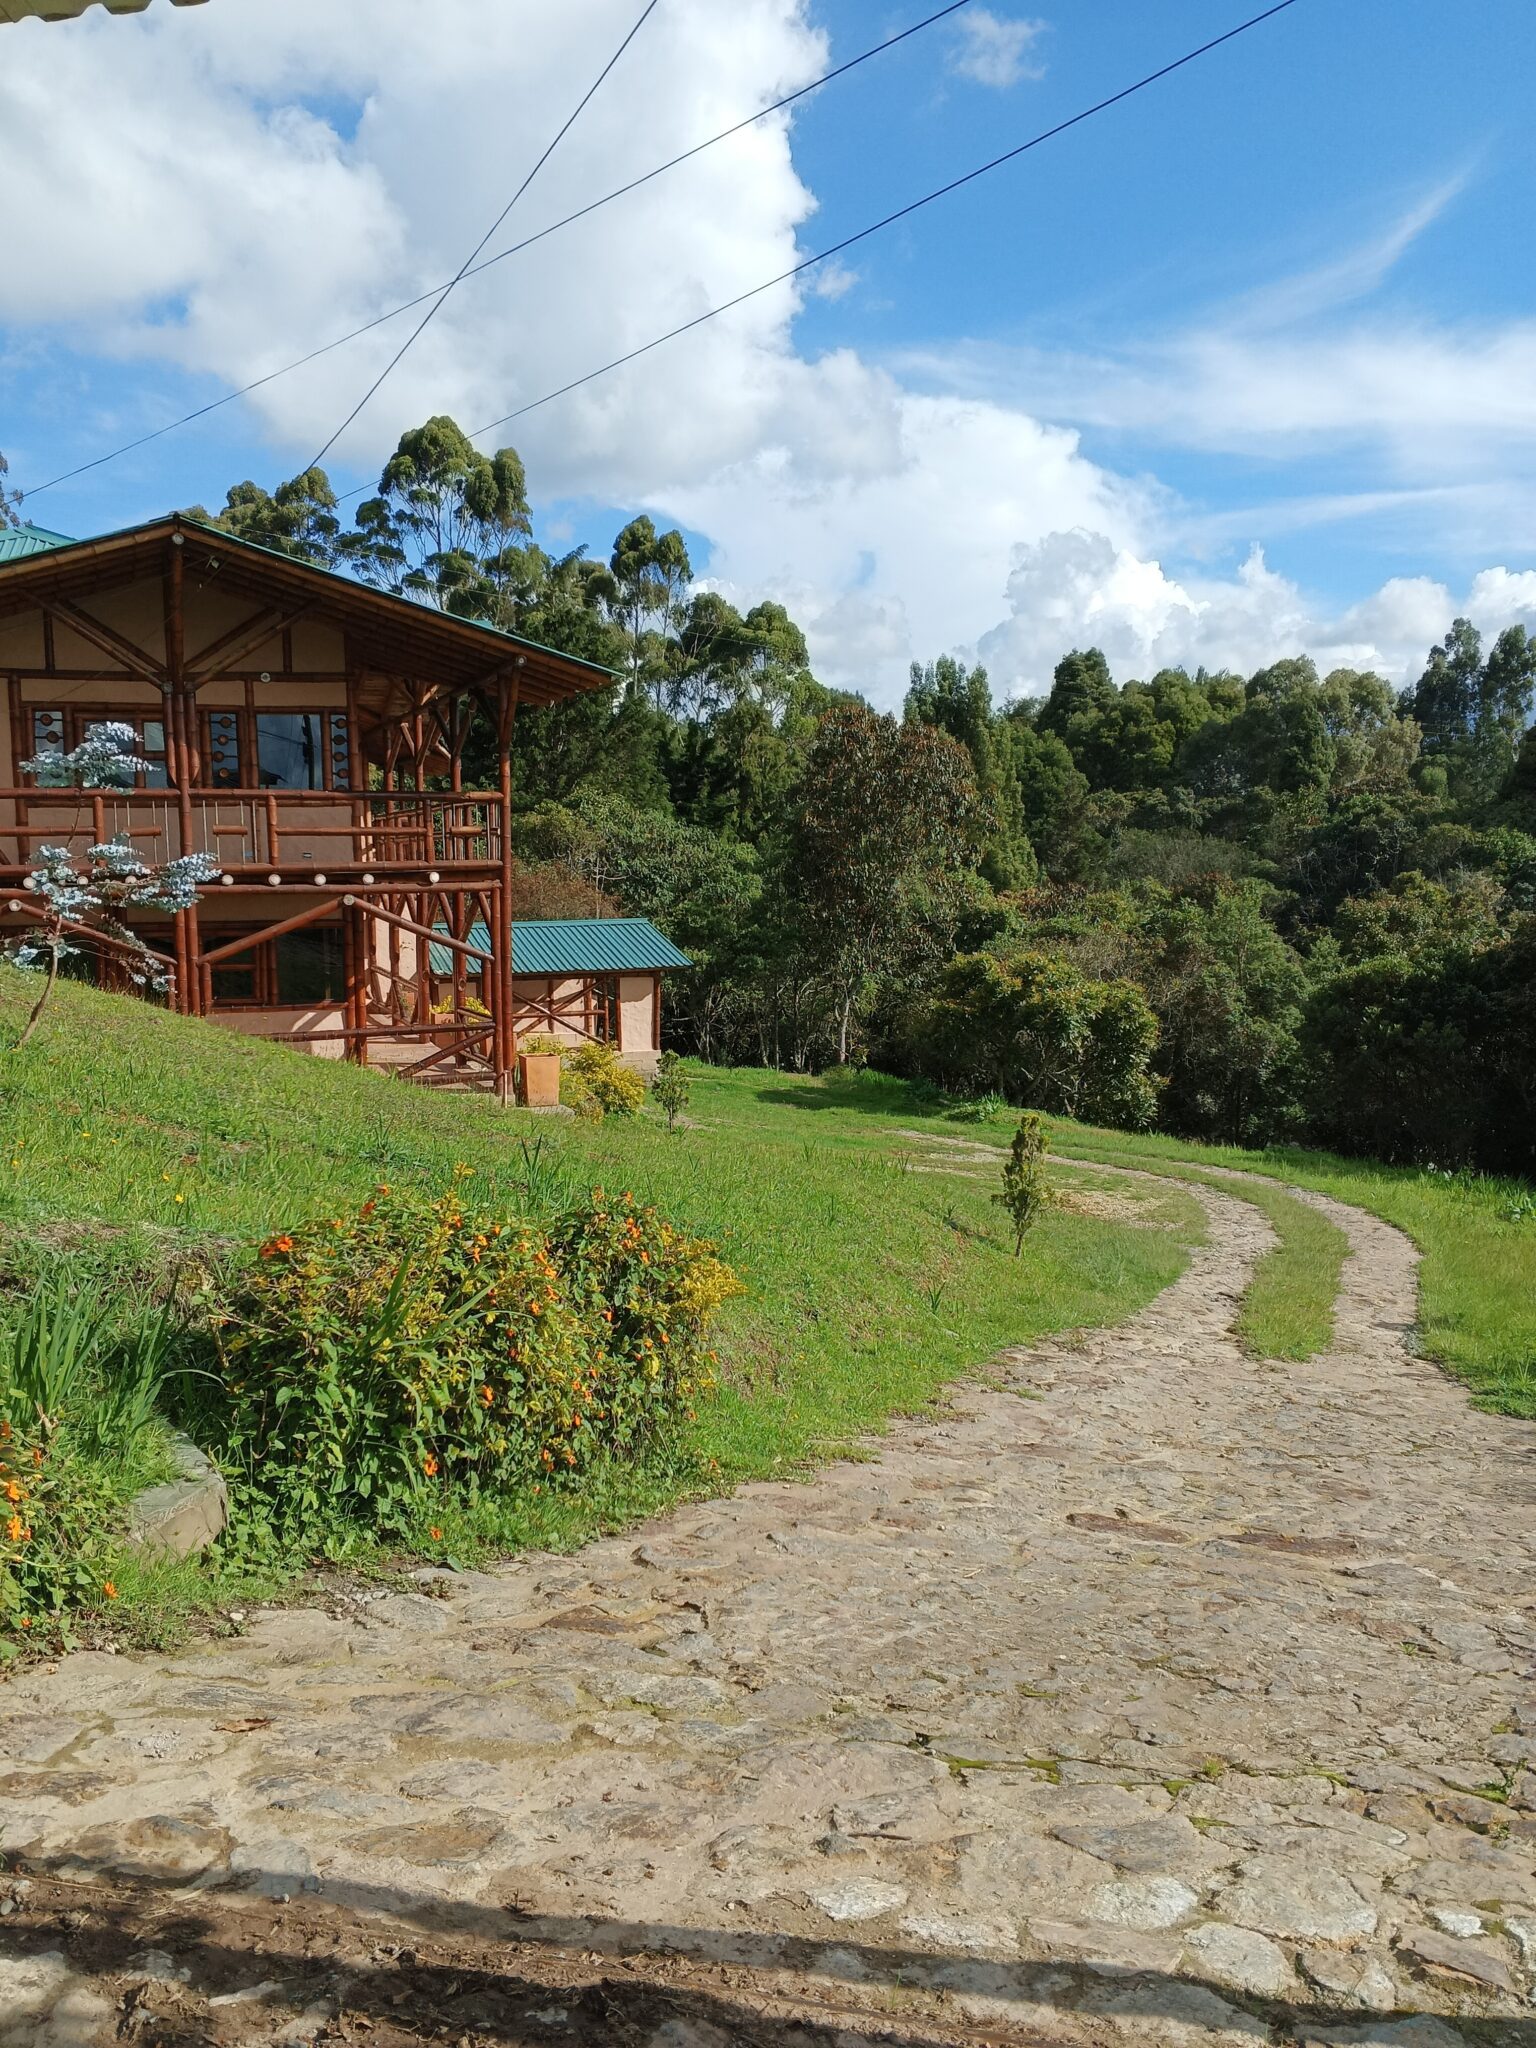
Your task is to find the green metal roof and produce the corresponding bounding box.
[0,522,76,563]
[431,918,692,979]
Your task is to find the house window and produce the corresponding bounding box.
[274,927,343,1006]
[29,710,64,764]
[257,713,325,791]
[205,926,345,1010]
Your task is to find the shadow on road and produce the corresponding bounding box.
[5,1848,1522,2046]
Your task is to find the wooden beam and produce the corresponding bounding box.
[186,602,314,685]
[43,602,163,685]
[345,895,493,963]
[198,895,343,967]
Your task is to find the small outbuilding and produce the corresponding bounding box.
[430,916,691,1077]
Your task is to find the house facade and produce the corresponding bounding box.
[0,514,614,1099]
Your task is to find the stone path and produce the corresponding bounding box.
[3,1172,1535,2047]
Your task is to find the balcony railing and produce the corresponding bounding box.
[0,789,504,877]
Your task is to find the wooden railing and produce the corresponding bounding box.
[0,789,504,877]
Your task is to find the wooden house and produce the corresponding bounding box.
[0,513,616,1099]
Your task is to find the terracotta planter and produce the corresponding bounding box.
[519,1051,563,1108]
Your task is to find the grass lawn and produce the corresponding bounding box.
[0,975,1205,1611]
[1045,1120,1536,1419]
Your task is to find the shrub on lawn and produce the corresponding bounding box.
[562,1042,645,1119]
[193,1176,740,1539]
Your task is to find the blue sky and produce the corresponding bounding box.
[3,0,1536,696]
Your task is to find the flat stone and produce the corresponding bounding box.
[230,1836,320,1899]
[1427,1905,1483,1937]
[0,1717,85,1766]
[53,1813,232,1882]
[899,1909,1014,1954]
[0,1951,74,2044]
[368,1592,455,1632]
[1181,1921,1297,1998]
[128,1434,228,1557]
[1090,1979,1269,2042]
[1087,1875,1200,1931]
[1215,1856,1378,1942]
[1056,1814,1222,1874]
[0,1769,117,1808]
[807,1878,908,1922]
[597,1670,729,1714]
[1396,1925,1517,1994]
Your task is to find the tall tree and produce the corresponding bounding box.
[609,515,692,699]
[346,416,531,611]
[0,450,19,528]
[789,704,980,1063]
[200,468,342,566]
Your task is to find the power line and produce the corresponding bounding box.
[438,0,1303,463]
[301,0,663,473]
[22,1,976,501]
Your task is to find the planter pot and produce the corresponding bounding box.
[519,1051,563,1108]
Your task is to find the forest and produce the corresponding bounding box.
[87,416,1536,1177]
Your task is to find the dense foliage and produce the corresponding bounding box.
[192,1179,739,1547]
[194,417,1536,1178]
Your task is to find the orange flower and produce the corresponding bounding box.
[360,1200,376,1218]
[5,1515,24,1543]
[479,1385,494,1407]
[31,1449,42,1469]
[103,1581,119,1601]
[422,1454,439,1477]
[429,1526,443,1542]
[18,1616,30,1630]
[4,1481,21,1504]
[260,1235,295,1260]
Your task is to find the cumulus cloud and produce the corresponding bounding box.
[948,8,1047,89]
[2,5,1534,709]
[0,0,829,495]
[974,530,1536,698]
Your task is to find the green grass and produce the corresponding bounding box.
[1040,1120,1534,1417]
[1049,1145,1349,1364]
[0,975,1206,1595]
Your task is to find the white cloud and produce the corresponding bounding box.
[973,531,1536,698]
[2,7,1534,712]
[948,8,1047,89]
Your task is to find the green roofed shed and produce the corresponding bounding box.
[430,917,691,979]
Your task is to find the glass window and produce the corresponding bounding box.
[275,927,343,1007]
[257,713,325,791]
[140,719,169,790]
[206,712,242,789]
[210,957,257,1008]
[29,710,64,763]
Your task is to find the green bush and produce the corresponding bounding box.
[994,1112,1051,1253]
[192,1177,740,1540]
[563,1042,645,1117]
[651,1050,691,1130]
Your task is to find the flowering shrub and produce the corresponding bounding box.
[195,1176,741,1537]
[0,1417,125,1635]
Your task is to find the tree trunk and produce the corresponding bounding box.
[14,945,60,1050]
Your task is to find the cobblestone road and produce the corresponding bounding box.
[2,1173,1533,2046]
